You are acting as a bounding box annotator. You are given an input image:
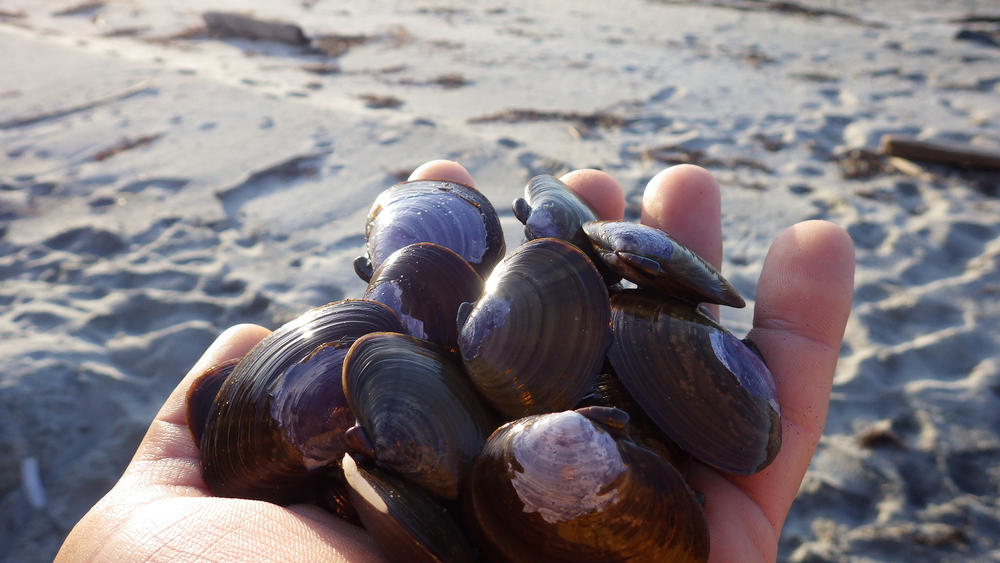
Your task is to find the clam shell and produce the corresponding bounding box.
[186,358,239,448]
[363,242,484,353]
[513,175,618,283]
[357,179,505,281]
[513,174,597,249]
[465,409,709,562]
[342,454,478,563]
[198,299,404,503]
[608,290,781,475]
[584,220,745,308]
[458,237,610,418]
[342,331,496,500]
[267,342,355,470]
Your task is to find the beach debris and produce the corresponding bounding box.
[357,93,403,109]
[649,0,875,27]
[90,133,163,162]
[880,135,1000,171]
[394,73,471,89]
[100,26,151,38]
[854,420,906,449]
[21,457,46,509]
[52,1,104,17]
[311,33,371,57]
[0,8,26,20]
[954,27,1000,48]
[301,62,340,76]
[833,148,895,180]
[469,108,626,128]
[202,11,309,46]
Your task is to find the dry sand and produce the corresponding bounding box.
[2,1,999,561]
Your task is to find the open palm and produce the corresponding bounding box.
[57,160,853,563]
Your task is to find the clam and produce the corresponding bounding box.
[465,407,709,562]
[362,242,484,353]
[513,175,618,282]
[196,299,404,503]
[186,358,238,447]
[607,290,781,475]
[457,237,610,418]
[513,175,597,248]
[584,220,745,308]
[342,453,478,563]
[354,180,505,282]
[342,331,496,500]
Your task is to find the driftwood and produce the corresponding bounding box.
[202,12,309,45]
[880,135,1000,170]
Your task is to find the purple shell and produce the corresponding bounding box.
[357,180,505,282]
[363,242,483,353]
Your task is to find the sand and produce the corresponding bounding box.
[1,1,998,561]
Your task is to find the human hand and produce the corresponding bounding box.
[56,160,853,562]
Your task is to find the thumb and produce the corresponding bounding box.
[125,323,271,491]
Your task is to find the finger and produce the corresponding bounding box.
[639,164,723,319]
[741,220,854,528]
[409,159,475,186]
[559,169,625,220]
[640,164,722,269]
[691,221,854,561]
[125,324,271,488]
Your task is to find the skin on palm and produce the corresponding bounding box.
[56,160,853,563]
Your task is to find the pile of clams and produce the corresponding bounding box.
[186,174,782,562]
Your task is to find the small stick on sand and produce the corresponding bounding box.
[880,135,1000,170]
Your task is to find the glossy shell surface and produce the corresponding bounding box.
[198,300,404,503]
[186,358,239,447]
[458,237,610,418]
[342,331,495,500]
[584,220,745,308]
[359,180,504,281]
[465,409,709,562]
[608,290,781,474]
[342,453,478,563]
[363,242,483,353]
[513,174,597,249]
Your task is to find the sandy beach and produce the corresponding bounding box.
[2,1,999,561]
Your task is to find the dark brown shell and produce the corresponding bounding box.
[465,409,709,562]
[356,179,505,281]
[457,238,610,419]
[608,290,781,475]
[186,358,239,448]
[342,332,496,500]
[342,454,478,563]
[198,300,404,503]
[363,242,484,353]
[584,220,745,308]
[513,175,596,250]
